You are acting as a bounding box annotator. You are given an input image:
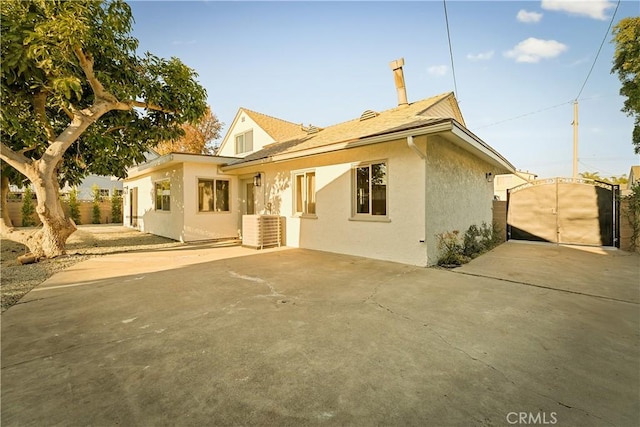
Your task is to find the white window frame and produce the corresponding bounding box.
[235,129,254,154]
[155,179,171,212]
[351,160,389,221]
[292,170,317,218]
[197,178,231,213]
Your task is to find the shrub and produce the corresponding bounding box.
[463,224,482,257]
[21,186,36,227]
[438,222,504,267]
[91,184,101,224]
[436,230,468,266]
[68,188,81,224]
[111,188,122,223]
[625,183,640,251]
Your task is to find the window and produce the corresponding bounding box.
[155,180,170,211]
[235,130,254,154]
[99,189,110,198]
[354,161,387,217]
[198,179,230,212]
[113,189,123,197]
[293,171,316,216]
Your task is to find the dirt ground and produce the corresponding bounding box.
[0,225,182,312]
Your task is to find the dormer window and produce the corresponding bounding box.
[235,129,254,154]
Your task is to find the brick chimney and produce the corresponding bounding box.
[389,58,408,107]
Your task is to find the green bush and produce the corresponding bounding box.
[21,186,36,227]
[463,225,482,257]
[625,183,640,251]
[436,230,468,266]
[111,188,122,223]
[91,184,101,224]
[68,188,81,224]
[438,222,503,267]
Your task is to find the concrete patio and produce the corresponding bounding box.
[1,241,638,426]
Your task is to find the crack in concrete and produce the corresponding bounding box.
[367,295,618,426]
[229,270,284,298]
[1,329,169,370]
[451,270,639,305]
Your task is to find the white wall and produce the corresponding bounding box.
[181,163,240,241]
[425,135,497,265]
[217,111,275,158]
[124,163,241,242]
[123,166,185,241]
[238,137,429,266]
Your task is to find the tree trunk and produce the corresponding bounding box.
[28,173,76,258]
[1,174,13,229]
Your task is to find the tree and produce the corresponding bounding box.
[0,0,207,259]
[579,171,603,181]
[154,106,223,155]
[611,17,640,154]
[68,188,81,225]
[91,184,101,224]
[21,186,36,227]
[110,187,122,223]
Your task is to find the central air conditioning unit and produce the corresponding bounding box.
[242,215,283,249]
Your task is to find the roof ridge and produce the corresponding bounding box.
[296,91,454,132]
[240,107,303,128]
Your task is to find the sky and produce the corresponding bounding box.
[129,0,639,179]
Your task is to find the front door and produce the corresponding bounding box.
[244,181,255,215]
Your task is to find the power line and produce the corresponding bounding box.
[575,0,621,100]
[476,100,573,129]
[443,0,458,99]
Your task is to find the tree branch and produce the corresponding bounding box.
[102,126,126,135]
[72,44,116,103]
[112,99,175,114]
[18,146,39,155]
[32,91,56,141]
[60,104,74,120]
[0,143,32,177]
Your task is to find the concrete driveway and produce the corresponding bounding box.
[2,242,639,426]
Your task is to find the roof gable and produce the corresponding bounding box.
[232,92,459,163]
[241,108,307,142]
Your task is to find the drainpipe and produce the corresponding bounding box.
[407,135,426,159]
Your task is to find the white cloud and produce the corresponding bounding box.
[504,37,568,63]
[427,65,448,76]
[467,51,495,61]
[541,0,614,20]
[517,9,543,23]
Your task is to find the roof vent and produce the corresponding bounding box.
[359,110,378,121]
[306,125,321,134]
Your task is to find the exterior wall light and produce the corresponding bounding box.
[486,172,494,183]
[253,173,262,187]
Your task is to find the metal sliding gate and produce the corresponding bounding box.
[507,178,619,247]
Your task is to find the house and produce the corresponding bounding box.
[493,170,538,201]
[123,59,515,266]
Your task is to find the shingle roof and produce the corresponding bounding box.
[241,108,308,142]
[230,92,457,164]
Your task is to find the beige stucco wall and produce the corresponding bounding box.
[123,165,185,241]
[217,112,275,158]
[123,163,240,242]
[232,137,429,266]
[425,135,498,265]
[181,163,240,241]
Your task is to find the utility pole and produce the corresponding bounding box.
[572,100,578,179]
